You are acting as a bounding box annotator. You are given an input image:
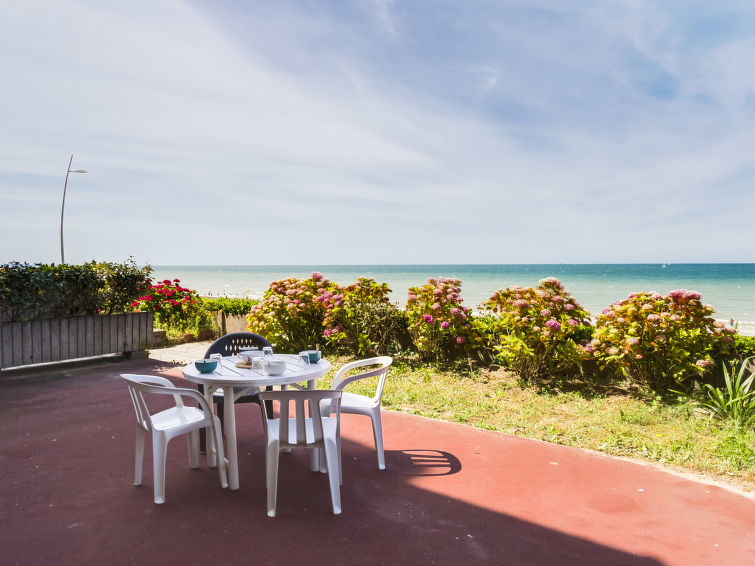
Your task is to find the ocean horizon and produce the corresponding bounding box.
[150,264,755,332]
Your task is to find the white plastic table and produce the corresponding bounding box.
[182,354,331,490]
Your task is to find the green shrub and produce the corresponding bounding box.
[481,277,592,382]
[247,273,335,352]
[95,258,153,314]
[698,357,755,429]
[591,289,735,394]
[320,277,409,356]
[130,278,215,338]
[406,278,478,362]
[733,335,755,361]
[201,296,258,316]
[0,260,151,321]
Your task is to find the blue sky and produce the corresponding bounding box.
[2,0,754,265]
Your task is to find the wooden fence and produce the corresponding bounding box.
[212,312,249,335]
[0,312,153,369]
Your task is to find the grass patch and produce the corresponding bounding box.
[319,357,755,490]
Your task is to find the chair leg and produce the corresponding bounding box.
[370,409,385,470]
[323,439,342,515]
[266,442,280,517]
[187,430,199,468]
[338,431,343,486]
[134,426,145,486]
[152,431,169,504]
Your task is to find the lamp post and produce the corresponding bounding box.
[60,154,88,264]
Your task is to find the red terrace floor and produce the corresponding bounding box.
[2,356,754,566]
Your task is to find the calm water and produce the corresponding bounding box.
[150,264,755,329]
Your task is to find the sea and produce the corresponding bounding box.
[150,264,755,335]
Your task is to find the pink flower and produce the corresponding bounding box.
[441,321,450,329]
[564,303,575,311]
[646,314,660,322]
[312,272,323,281]
[432,303,442,310]
[540,309,551,317]
[450,307,459,314]
[423,314,434,323]
[567,318,578,326]
[456,336,466,344]
[513,299,530,308]
[545,319,561,330]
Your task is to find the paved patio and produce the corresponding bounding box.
[1,350,754,565]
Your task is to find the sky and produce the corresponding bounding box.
[1,0,754,266]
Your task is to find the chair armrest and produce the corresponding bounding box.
[141,384,215,415]
[331,357,393,390]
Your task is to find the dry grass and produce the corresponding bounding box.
[319,357,755,492]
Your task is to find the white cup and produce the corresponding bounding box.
[239,350,263,364]
[298,352,311,366]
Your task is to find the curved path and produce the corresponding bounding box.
[1,353,753,565]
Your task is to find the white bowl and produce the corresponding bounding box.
[262,360,286,376]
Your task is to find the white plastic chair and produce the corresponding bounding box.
[257,389,342,517]
[122,374,228,504]
[322,356,392,470]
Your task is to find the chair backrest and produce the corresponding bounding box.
[204,332,272,358]
[257,390,342,448]
[331,357,392,404]
[122,374,209,432]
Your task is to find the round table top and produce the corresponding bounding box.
[181,354,331,388]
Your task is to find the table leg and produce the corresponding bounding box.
[198,383,207,454]
[224,385,240,490]
[203,386,217,468]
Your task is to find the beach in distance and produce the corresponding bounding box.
[150,264,755,335]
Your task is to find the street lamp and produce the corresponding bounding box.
[60,154,88,264]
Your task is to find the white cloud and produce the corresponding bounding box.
[0,0,754,265]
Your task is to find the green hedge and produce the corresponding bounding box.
[0,260,152,322]
[200,297,258,316]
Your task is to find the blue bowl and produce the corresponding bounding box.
[194,359,218,373]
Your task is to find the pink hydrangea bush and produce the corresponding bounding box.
[406,278,478,362]
[481,277,592,382]
[591,289,736,393]
[318,277,408,356]
[247,273,336,352]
